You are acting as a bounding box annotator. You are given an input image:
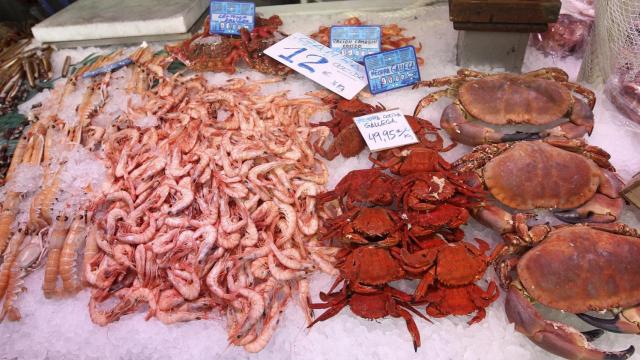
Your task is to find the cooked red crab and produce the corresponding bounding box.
[420,282,499,325]
[412,67,596,145]
[317,169,397,211]
[371,144,452,176]
[496,219,640,360]
[392,238,499,300]
[309,282,428,351]
[394,172,485,241]
[454,139,625,229]
[314,97,385,160]
[322,207,404,248]
[165,15,290,75]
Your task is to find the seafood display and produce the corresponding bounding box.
[0,43,340,352]
[310,17,424,65]
[85,61,336,352]
[166,15,290,75]
[310,144,498,350]
[2,6,640,360]
[412,68,595,145]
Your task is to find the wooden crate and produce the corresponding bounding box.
[449,0,561,23]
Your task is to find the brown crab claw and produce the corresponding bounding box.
[581,329,605,342]
[506,286,635,360]
[577,308,640,334]
[553,194,623,224]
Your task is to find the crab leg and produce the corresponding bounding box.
[440,103,539,146]
[506,286,635,360]
[524,67,570,83]
[412,89,450,117]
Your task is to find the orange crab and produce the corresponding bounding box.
[314,98,386,160]
[370,145,452,176]
[309,283,428,351]
[165,15,290,75]
[309,246,426,351]
[322,207,404,248]
[421,282,499,324]
[395,172,485,241]
[317,169,397,210]
[393,238,499,300]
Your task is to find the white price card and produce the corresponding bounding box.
[354,109,419,152]
[263,33,368,100]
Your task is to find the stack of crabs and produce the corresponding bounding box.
[308,67,640,360]
[308,97,503,351]
[409,67,640,360]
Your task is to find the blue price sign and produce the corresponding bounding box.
[363,46,421,95]
[209,1,255,35]
[330,26,381,63]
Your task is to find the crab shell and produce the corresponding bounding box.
[341,246,405,286]
[346,207,400,242]
[483,141,600,210]
[517,225,640,313]
[459,74,572,126]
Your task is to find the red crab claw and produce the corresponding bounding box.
[577,307,640,334]
[506,286,635,360]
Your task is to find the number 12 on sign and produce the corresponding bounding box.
[278,48,329,73]
[263,33,368,100]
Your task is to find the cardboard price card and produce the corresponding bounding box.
[364,46,421,94]
[330,26,382,63]
[354,109,419,152]
[263,33,368,100]
[209,1,255,35]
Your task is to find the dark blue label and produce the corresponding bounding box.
[209,1,255,35]
[330,26,381,63]
[363,46,421,95]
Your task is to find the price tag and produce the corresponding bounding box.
[354,109,419,152]
[330,26,381,63]
[263,33,368,100]
[209,1,255,35]
[363,46,421,95]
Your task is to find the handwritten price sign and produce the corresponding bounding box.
[264,33,368,100]
[354,109,419,152]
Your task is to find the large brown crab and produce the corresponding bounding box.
[496,219,640,360]
[453,139,624,229]
[412,68,596,145]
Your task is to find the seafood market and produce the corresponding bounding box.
[1,0,640,359]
